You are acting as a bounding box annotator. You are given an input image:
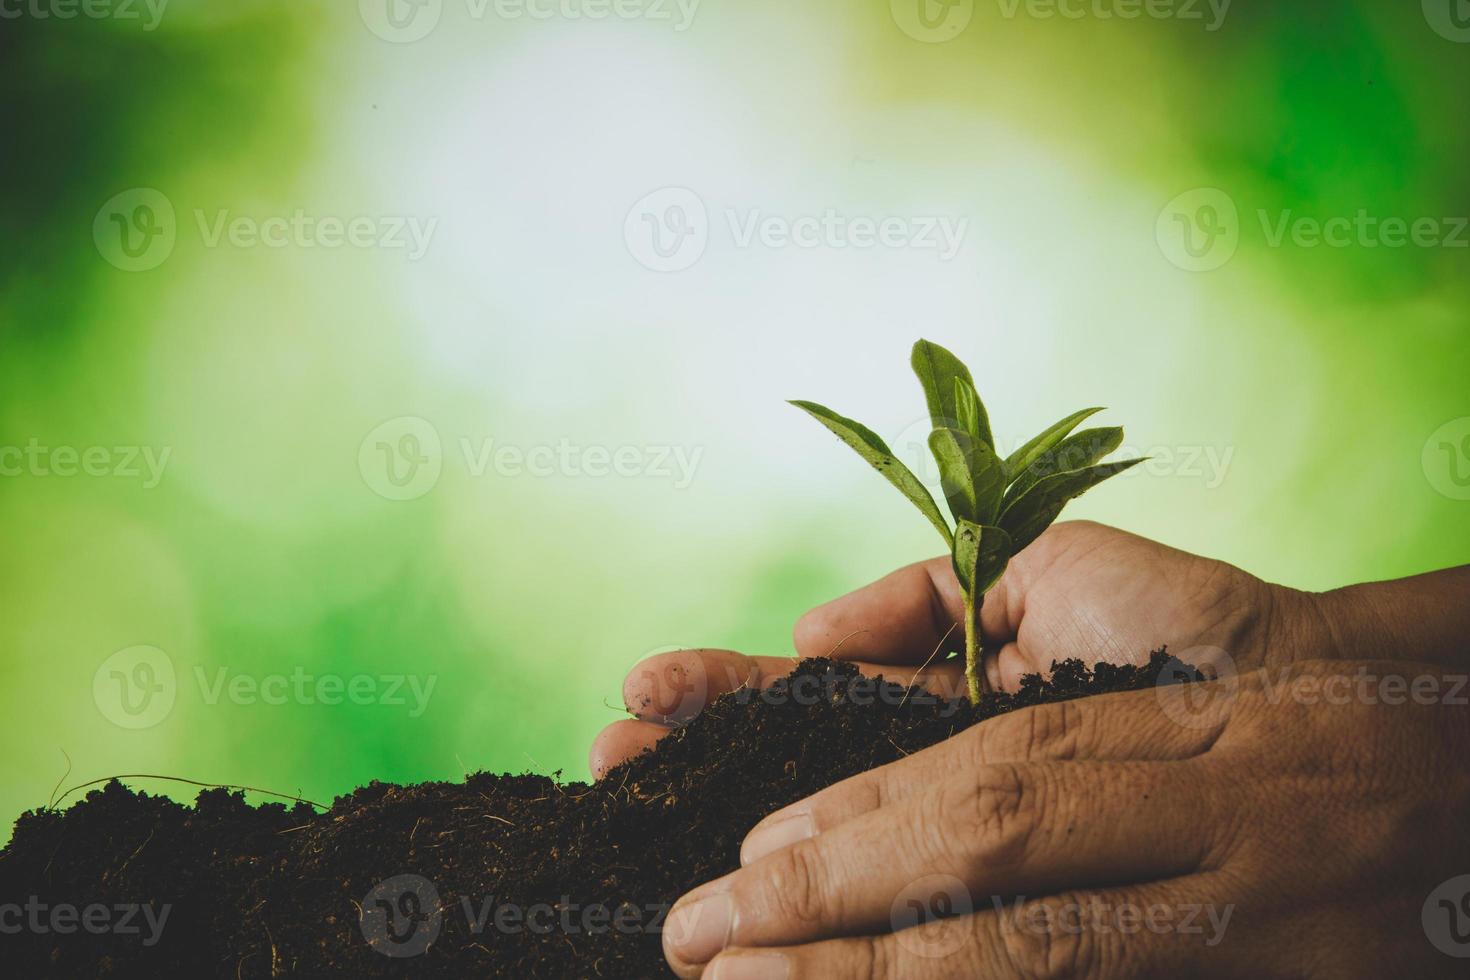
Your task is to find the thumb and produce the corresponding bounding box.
[794,556,1023,667]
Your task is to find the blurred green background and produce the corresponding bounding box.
[2,0,1468,838]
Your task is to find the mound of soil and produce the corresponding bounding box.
[1,651,1191,978]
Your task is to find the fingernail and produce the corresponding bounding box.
[710,952,791,980]
[741,812,814,866]
[663,892,734,964]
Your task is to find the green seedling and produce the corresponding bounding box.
[791,339,1145,702]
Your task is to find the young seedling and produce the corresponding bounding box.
[791,339,1145,703]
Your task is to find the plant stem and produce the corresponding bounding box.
[964,589,986,702]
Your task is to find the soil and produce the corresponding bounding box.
[1,650,1193,978]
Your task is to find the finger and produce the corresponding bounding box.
[665,759,1222,969]
[742,684,1228,864]
[623,648,969,725]
[793,558,967,666]
[792,556,1036,672]
[589,719,666,779]
[700,878,1238,980]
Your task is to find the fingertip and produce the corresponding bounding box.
[791,604,828,660]
[995,642,1031,693]
[622,650,714,724]
[589,719,666,780]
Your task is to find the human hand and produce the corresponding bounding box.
[591,521,1314,777]
[661,658,1470,978]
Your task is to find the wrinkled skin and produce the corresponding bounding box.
[591,522,1470,978]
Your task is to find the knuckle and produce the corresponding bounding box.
[764,841,834,927]
[970,700,1087,767]
[858,934,894,979]
[941,763,1042,871]
[1023,700,1085,761]
[999,896,1099,980]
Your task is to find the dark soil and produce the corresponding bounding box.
[0,650,1193,978]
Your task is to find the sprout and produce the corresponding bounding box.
[791,339,1145,702]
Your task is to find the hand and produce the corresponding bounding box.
[590,521,1314,777]
[661,659,1470,978]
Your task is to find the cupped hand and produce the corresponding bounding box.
[661,659,1470,978]
[590,521,1314,778]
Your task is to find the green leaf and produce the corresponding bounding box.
[929,428,1005,526]
[911,340,991,446]
[790,400,953,548]
[999,457,1147,552]
[1005,426,1123,504]
[1003,407,1104,481]
[952,520,1013,597]
[953,377,990,448]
